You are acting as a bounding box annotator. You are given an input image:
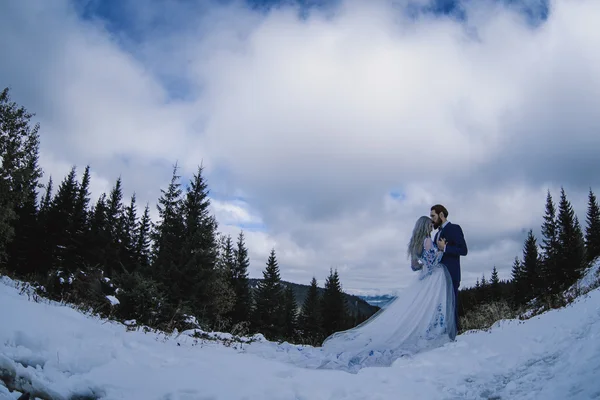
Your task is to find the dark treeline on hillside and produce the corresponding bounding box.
[0,87,372,345]
[457,187,600,330]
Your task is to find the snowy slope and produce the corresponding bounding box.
[1,272,600,400]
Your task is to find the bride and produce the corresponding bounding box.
[243,216,457,373]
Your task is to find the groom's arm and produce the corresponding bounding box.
[444,225,468,256]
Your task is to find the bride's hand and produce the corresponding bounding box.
[411,259,423,271]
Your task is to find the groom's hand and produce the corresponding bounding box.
[437,238,447,251]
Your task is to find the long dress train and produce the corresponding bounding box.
[242,237,457,373]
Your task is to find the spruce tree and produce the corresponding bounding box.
[0,87,42,263]
[585,188,600,263]
[253,249,284,340]
[299,276,322,344]
[88,193,110,271]
[136,203,152,271]
[72,165,91,268]
[510,256,526,305]
[212,233,237,326]
[47,167,79,273]
[574,216,587,275]
[39,176,53,216]
[540,190,559,292]
[229,230,252,325]
[7,124,42,276]
[151,164,184,289]
[321,268,348,337]
[480,274,487,287]
[479,273,489,302]
[37,177,54,274]
[219,234,236,282]
[105,177,125,277]
[556,187,586,290]
[122,193,139,273]
[178,165,219,324]
[282,284,298,340]
[490,266,500,301]
[522,230,540,299]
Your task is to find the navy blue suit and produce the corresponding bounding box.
[435,222,468,334]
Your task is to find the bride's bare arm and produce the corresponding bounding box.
[423,237,433,250]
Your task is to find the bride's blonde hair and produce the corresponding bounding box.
[407,216,433,263]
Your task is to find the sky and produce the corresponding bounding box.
[1,0,600,296]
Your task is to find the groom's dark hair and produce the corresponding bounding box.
[431,204,448,218]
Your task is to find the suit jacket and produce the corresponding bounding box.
[436,222,468,285]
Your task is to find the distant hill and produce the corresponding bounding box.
[358,294,396,309]
[248,278,380,318]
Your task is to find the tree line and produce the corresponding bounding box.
[0,86,364,345]
[458,186,600,323]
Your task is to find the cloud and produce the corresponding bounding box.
[1,0,600,295]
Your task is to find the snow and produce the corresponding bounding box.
[1,271,600,399]
[568,258,600,296]
[105,295,120,306]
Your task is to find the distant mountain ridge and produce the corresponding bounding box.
[357,294,396,309]
[248,278,380,318]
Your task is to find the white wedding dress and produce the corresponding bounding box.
[242,237,457,373]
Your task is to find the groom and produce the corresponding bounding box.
[430,204,468,339]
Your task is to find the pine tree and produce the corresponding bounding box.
[212,234,237,326]
[105,177,125,277]
[479,273,489,302]
[178,165,219,324]
[556,187,586,290]
[72,165,91,267]
[253,249,284,340]
[122,193,139,273]
[229,231,252,325]
[299,276,322,344]
[219,234,236,271]
[282,284,298,340]
[480,274,487,287]
[47,167,79,273]
[522,230,540,299]
[39,176,53,215]
[490,266,501,301]
[7,120,42,276]
[151,164,184,288]
[321,268,348,337]
[37,176,54,273]
[88,193,110,271]
[136,203,152,271]
[585,188,600,263]
[510,258,522,281]
[0,87,42,263]
[574,215,587,273]
[540,190,559,292]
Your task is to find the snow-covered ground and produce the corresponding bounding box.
[1,268,600,400]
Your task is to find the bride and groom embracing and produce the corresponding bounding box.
[412,204,468,339]
[245,204,468,373]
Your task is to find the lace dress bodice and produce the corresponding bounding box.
[418,238,443,279]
